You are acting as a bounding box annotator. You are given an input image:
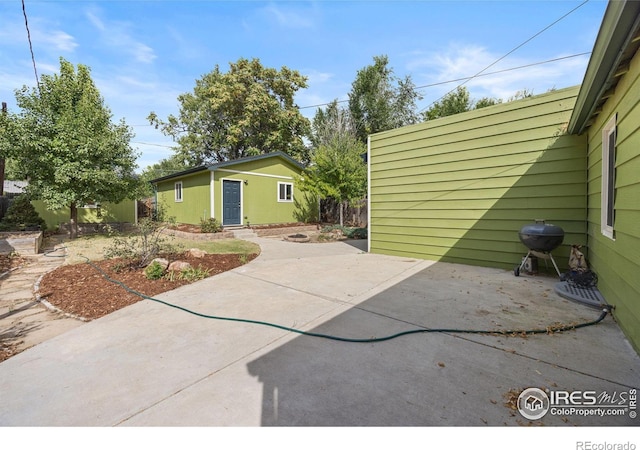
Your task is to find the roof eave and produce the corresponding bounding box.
[149,165,208,184]
[568,0,640,135]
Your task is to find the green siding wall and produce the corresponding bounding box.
[369,86,587,271]
[585,48,640,352]
[154,156,303,226]
[213,158,302,226]
[33,200,136,231]
[156,170,211,225]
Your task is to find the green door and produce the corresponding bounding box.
[223,180,241,225]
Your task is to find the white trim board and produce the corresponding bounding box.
[216,168,293,180]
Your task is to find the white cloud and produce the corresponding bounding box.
[36,29,78,52]
[84,8,156,64]
[260,2,316,29]
[408,43,590,105]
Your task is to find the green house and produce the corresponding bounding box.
[368,0,640,351]
[151,152,304,227]
[32,199,138,231]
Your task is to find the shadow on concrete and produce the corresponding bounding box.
[246,260,638,426]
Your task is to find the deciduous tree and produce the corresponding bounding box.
[149,58,311,165]
[298,130,367,226]
[8,58,141,239]
[348,55,422,143]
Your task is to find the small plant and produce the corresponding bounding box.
[200,218,222,233]
[0,194,46,231]
[144,261,165,280]
[175,265,211,282]
[104,215,178,268]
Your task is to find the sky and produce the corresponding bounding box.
[0,0,609,172]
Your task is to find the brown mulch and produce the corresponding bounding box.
[0,254,29,274]
[170,223,203,233]
[38,252,258,320]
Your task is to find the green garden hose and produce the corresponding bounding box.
[44,245,612,344]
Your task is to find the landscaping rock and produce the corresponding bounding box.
[188,248,207,258]
[168,261,191,272]
[149,258,169,270]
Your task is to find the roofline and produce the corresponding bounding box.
[149,151,304,184]
[149,165,208,184]
[568,0,640,135]
[206,151,304,171]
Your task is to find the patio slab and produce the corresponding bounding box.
[0,237,637,426]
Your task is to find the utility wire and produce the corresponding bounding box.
[299,52,592,111]
[22,0,40,94]
[419,0,590,112]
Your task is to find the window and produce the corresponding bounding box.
[278,182,293,202]
[601,115,616,240]
[175,181,183,202]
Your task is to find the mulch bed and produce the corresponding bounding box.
[38,252,258,320]
[0,254,29,274]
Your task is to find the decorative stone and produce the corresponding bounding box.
[285,233,310,243]
[168,261,192,271]
[149,258,169,270]
[188,248,207,258]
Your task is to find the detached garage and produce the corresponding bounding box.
[151,151,304,227]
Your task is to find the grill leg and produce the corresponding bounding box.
[548,252,562,278]
[515,251,533,276]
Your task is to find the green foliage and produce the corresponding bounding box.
[348,55,422,143]
[200,217,222,233]
[298,131,367,225]
[174,265,211,282]
[321,224,368,239]
[474,97,502,109]
[424,86,473,120]
[293,191,319,223]
[0,194,46,231]
[148,57,311,165]
[6,58,143,239]
[144,261,165,280]
[139,154,190,185]
[104,217,177,268]
[310,100,357,149]
[423,86,503,120]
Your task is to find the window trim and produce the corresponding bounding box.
[175,181,183,203]
[277,182,293,202]
[601,115,616,240]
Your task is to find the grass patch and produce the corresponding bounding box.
[59,234,260,265]
[171,238,259,255]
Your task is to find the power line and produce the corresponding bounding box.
[131,141,175,148]
[21,0,40,94]
[298,51,591,111]
[419,0,590,112]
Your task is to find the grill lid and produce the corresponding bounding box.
[518,220,564,253]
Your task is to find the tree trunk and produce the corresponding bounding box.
[69,202,78,239]
[340,201,344,226]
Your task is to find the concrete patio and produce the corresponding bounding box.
[0,237,637,426]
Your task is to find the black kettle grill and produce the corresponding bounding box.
[514,220,564,277]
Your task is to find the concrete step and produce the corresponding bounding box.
[230,229,258,239]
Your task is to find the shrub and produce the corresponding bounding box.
[200,218,222,233]
[0,194,46,231]
[104,217,179,268]
[144,261,165,280]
